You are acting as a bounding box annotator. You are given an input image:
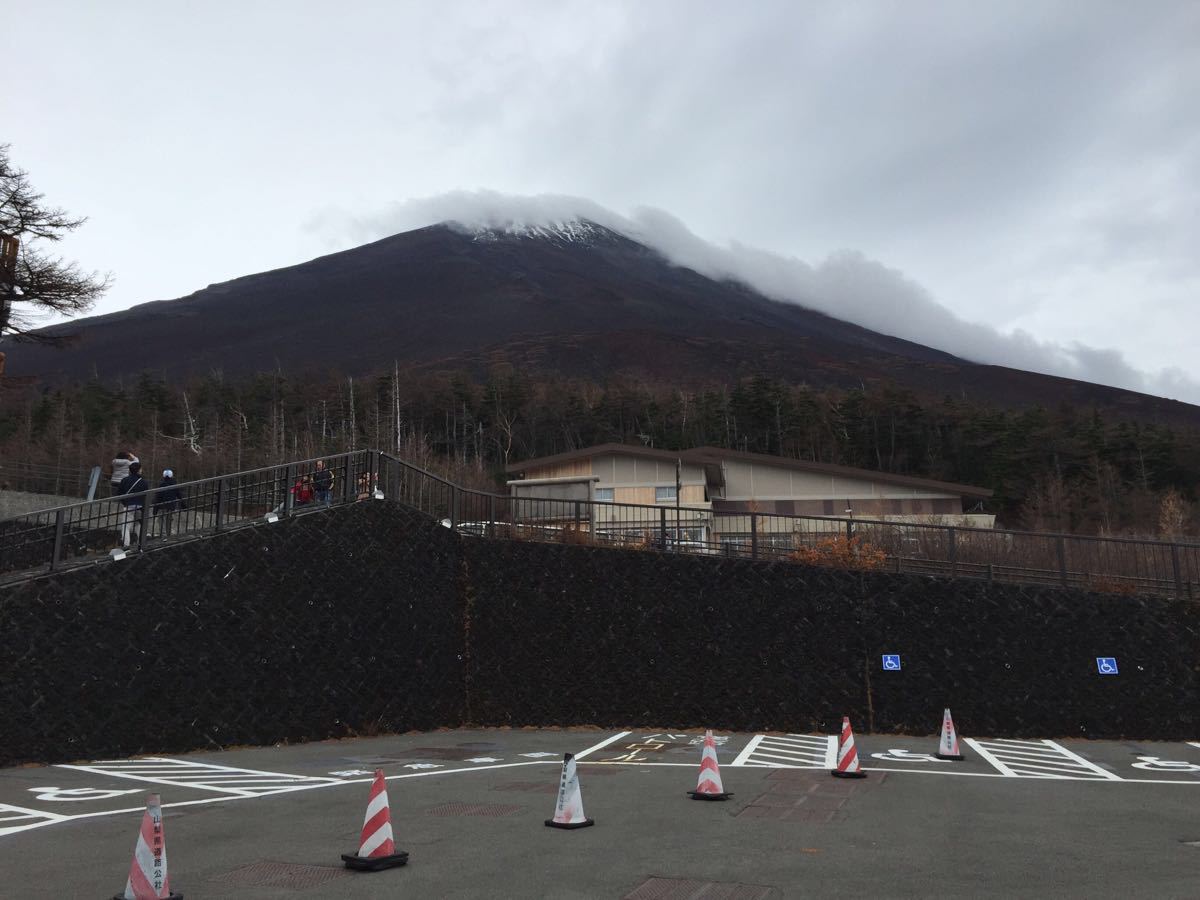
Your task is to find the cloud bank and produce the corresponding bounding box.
[322,191,1200,404]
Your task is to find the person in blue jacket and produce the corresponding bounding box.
[115,462,149,548]
[154,468,186,539]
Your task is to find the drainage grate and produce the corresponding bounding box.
[425,801,524,817]
[625,876,775,899]
[211,860,351,890]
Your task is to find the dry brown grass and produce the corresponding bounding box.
[789,535,888,571]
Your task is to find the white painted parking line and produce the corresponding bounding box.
[963,739,1120,781]
[0,803,69,837]
[1188,742,1200,752]
[574,731,632,761]
[729,735,766,767]
[56,757,344,797]
[730,734,835,769]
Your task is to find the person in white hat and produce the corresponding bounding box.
[154,468,185,539]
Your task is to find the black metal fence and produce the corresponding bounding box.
[377,453,1200,601]
[0,450,377,583]
[3,449,1198,599]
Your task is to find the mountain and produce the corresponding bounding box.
[5,221,1198,424]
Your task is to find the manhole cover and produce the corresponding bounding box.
[624,876,774,898]
[425,801,524,817]
[211,860,351,889]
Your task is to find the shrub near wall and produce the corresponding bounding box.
[0,503,466,767]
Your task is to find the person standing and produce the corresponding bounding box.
[109,450,139,497]
[313,459,334,506]
[115,462,149,548]
[154,468,185,539]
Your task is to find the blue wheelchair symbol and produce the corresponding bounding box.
[882,654,902,671]
[1096,657,1118,675]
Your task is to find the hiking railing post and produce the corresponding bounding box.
[214,478,226,533]
[845,518,853,542]
[284,464,296,517]
[488,494,497,538]
[139,491,153,549]
[574,500,582,533]
[1171,543,1183,599]
[450,485,460,530]
[50,508,65,571]
[750,513,759,560]
[948,527,958,578]
[1056,536,1068,587]
[659,507,667,550]
[342,454,353,504]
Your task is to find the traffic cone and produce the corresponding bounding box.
[688,730,732,800]
[545,753,594,829]
[831,716,867,779]
[935,707,964,760]
[112,793,182,900]
[341,770,409,871]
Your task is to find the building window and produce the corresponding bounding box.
[655,486,677,503]
[595,488,614,502]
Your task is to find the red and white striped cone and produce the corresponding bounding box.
[935,707,964,760]
[831,716,867,779]
[688,730,732,801]
[112,793,181,900]
[545,753,594,829]
[341,770,409,871]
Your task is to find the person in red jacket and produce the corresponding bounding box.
[293,475,315,507]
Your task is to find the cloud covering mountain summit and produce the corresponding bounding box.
[323,191,1199,404]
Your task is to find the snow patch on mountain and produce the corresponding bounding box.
[465,219,617,246]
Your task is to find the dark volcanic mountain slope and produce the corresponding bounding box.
[8,222,954,377]
[5,222,1197,424]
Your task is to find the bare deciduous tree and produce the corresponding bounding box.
[0,145,110,342]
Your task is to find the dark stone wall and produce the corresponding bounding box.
[0,503,466,766]
[2,503,1197,766]
[462,540,1200,740]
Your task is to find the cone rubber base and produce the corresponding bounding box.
[936,753,965,761]
[688,791,732,801]
[341,851,410,871]
[831,769,867,779]
[113,895,182,900]
[544,818,595,829]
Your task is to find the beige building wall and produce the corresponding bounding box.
[718,459,959,502]
[526,459,593,480]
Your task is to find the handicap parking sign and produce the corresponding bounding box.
[1096,657,1118,675]
[882,654,902,671]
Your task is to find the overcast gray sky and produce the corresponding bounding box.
[5,1,1198,400]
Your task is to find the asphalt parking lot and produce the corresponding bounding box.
[2,728,1198,898]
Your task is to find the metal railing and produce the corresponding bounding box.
[0,450,377,583]
[377,453,1200,601]
[3,449,1197,600]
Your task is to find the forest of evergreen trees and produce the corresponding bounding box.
[1,364,1197,537]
